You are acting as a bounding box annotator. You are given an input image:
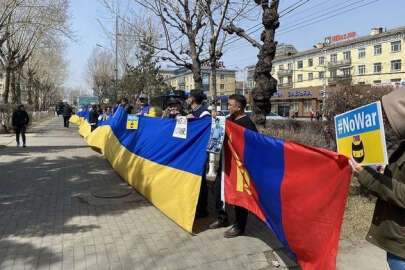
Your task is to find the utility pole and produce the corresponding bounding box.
[114,4,119,102]
[322,46,327,117]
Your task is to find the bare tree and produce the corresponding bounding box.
[224,0,280,125]
[0,0,72,104]
[86,47,115,103]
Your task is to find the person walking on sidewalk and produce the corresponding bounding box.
[349,89,405,270]
[62,100,73,128]
[12,105,29,147]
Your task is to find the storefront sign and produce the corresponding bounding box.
[288,90,312,97]
[325,32,356,44]
[273,92,283,97]
[334,101,388,165]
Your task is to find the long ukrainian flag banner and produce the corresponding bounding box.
[71,109,352,268]
[73,107,210,232]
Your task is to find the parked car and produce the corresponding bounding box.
[266,112,287,120]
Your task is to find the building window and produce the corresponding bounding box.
[358,82,365,85]
[343,51,351,60]
[287,63,293,70]
[330,54,337,63]
[319,71,325,79]
[290,102,299,113]
[373,80,381,84]
[0,73,3,79]
[297,74,303,82]
[358,48,366,58]
[391,41,401,52]
[330,69,337,78]
[297,61,303,69]
[358,65,366,75]
[308,58,313,67]
[342,68,351,77]
[308,73,313,80]
[374,44,382,55]
[279,64,284,70]
[391,60,401,71]
[278,77,284,84]
[220,84,224,89]
[304,100,312,113]
[220,74,224,80]
[271,66,275,73]
[318,56,325,65]
[374,63,382,73]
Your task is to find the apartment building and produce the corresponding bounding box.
[247,26,405,117]
[162,65,236,100]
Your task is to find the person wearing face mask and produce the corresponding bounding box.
[209,94,257,238]
[349,89,405,270]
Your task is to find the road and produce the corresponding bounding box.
[0,117,388,270]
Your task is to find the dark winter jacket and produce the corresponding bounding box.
[62,104,73,117]
[356,89,405,259]
[12,109,29,128]
[89,110,99,126]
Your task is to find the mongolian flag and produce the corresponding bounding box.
[224,120,351,270]
[86,107,211,233]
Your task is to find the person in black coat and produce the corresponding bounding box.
[12,104,29,147]
[62,101,73,128]
[89,105,99,132]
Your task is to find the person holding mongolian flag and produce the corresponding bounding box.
[221,95,352,269]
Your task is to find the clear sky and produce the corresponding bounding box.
[65,0,405,92]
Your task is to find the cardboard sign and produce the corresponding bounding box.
[173,116,187,139]
[126,114,139,130]
[206,116,226,153]
[334,101,388,165]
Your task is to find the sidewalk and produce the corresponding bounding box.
[0,118,388,270]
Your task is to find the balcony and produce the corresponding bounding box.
[328,59,351,69]
[327,75,352,85]
[277,69,293,76]
[278,82,293,89]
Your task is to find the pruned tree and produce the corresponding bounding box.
[224,0,280,125]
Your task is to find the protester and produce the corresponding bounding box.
[121,97,133,114]
[102,106,113,121]
[209,94,258,238]
[186,90,210,119]
[112,100,120,114]
[1,108,9,133]
[62,100,73,128]
[12,104,29,147]
[184,90,210,218]
[136,93,156,117]
[162,98,186,119]
[349,89,405,270]
[89,104,99,132]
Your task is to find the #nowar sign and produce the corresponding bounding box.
[334,101,388,165]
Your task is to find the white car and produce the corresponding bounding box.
[266,112,287,120]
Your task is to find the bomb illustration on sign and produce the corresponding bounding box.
[352,135,365,163]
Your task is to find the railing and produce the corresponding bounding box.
[278,82,293,89]
[277,69,293,76]
[327,59,351,69]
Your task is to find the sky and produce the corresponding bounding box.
[65,0,405,93]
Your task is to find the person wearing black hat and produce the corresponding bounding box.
[162,98,186,119]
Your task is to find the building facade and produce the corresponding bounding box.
[162,66,237,100]
[247,26,405,117]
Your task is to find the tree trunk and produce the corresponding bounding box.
[210,60,218,112]
[252,0,280,127]
[16,69,22,104]
[27,72,33,105]
[2,68,11,104]
[188,37,203,90]
[10,70,17,104]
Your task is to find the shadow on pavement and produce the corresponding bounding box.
[0,145,148,269]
